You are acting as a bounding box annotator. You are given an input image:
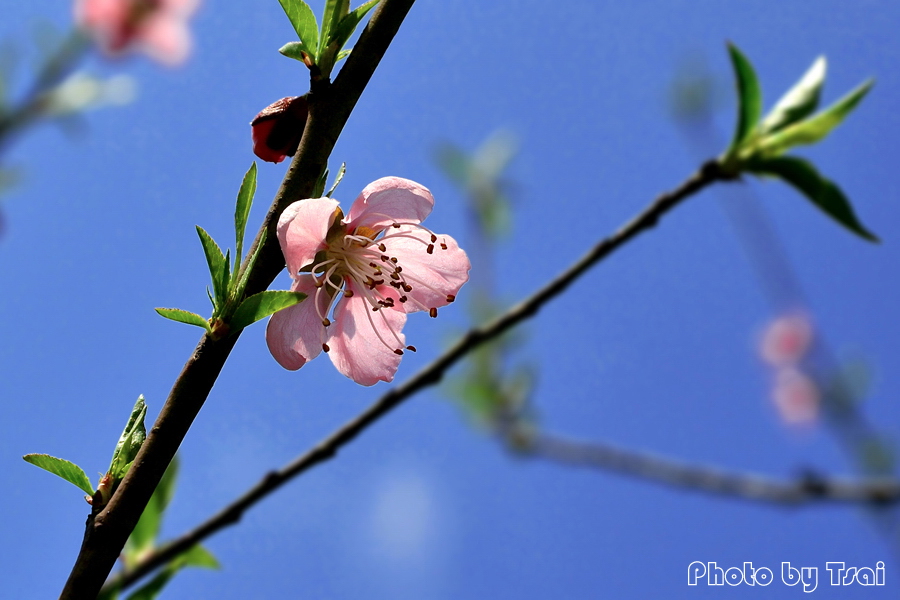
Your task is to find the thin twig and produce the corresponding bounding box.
[59,2,418,598]
[102,159,728,595]
[517,431,900,505]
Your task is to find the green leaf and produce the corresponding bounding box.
[23,454,93,496]
[123,568,175,600]
[756,79,874,158]
[234,162,257,267]
[759,56,826,135]
[109,396,148,480]
[229,290,307,332]
[154,308,211,332]
[175,544,220,570]
[331,0,380,52]
[325,162,346,197]
[336,48,351,62]
[127,457,179,565]
[313,167,329,198]
[233,229,267,303]
[278,0,319,55]
[196,226,228,308]
[747,155,878,242]
[726,43,762,151]
[279,41,310,63]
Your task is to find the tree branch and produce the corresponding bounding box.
[102,159,730,595]
[515,430,900,505]
[59,2,418,598]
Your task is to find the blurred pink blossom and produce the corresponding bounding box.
[760,312,813,366]
[74,0,200,65]
[267,177,470,385]
[772,367,820,425]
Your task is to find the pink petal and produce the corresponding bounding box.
[265,276,328,370]
[327,279,407,385]
[139,15,191,66]
[345,177,434,232]
[278,198,340,277]
[381,227,470,313]
[760,313,813,366]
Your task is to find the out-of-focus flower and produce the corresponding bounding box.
[74,0,200,66]
[44,73,136,116]
[250,96,308,164]
[772,367,820,425]
[760,313,813,366]
[266,177,470,385]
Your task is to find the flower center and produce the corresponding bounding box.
[306,220,456,356]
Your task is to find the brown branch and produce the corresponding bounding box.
[58,2,418,598]
[101,159,729,595]
[517,431,900,505]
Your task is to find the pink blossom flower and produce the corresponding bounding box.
[760,313,813,366]
[267,177,470,385]
[772,367,820,425]
[74,0,199,66]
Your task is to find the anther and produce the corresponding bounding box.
[402,283,413,292]
[406,345,417,352]
[322,343,330,352]
[390,257,398,263]
[344,289,354,297]
[394,266,402,273]
[322,318,331,327]
[446,294,456,303]
[381,255,390,262]
[427,244,434,254]
[429,307,438,318]
[393,349,404,355]
[440,243,448,250]
[392,223,401,228]
[430,234,437,242]
[391,272,400,280]
[378,243,387,252]
[399,296,408,303]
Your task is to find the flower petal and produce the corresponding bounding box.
[140,15,191,66]
[381,227,470,313]
[265,276,329,370]
[278,197,339,277]
[327,279,407,385]
[345,177,434,232]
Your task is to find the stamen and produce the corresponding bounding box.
[427,244,434,254]
[440,242,448,250]
[429,307,438,318]
[393,349,404,355]
[322,318,331,327]
[344,289,354,297]
[446,294,455,302]
[406,345,417,352]
[322,343,330,352]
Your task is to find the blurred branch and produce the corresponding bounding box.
[0,30,89,157]
[103,158,729,595]
[59,1,420,598]
[515,430,900,505]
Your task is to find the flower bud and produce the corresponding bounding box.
[250,95,309,163]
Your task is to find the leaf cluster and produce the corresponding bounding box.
[277,0,380,80]
[155,163,307,338]
[723,44,877,242]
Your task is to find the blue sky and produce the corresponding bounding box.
[2,1,899,598]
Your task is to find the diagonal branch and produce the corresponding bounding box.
[103,159,731,595]
[516,430,900,504]
[59,1,418,598]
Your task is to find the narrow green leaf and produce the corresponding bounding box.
[331,0,380,52]
[313,167,329,198]
[123,568,175,600]
[196,226,227,307]
[336,48,351,62]
[109,396,148,480]
[325,162,347,197]
[229,290,307,332]
[154,308,211,332]
[756,79,874,158]
[23,454,93,496]
[175,544,220,570]
[279,41,310,63]
[234,162,257,266]
[748,155,878,242]
[278,0,319,54]
[320,0,341,55]
[233,229,267,302]
[760,56,826,135]
[726,43,762,150]
[222,248,232,302]
[127,457,179,564]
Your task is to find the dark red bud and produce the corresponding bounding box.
[250,95,309,163]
